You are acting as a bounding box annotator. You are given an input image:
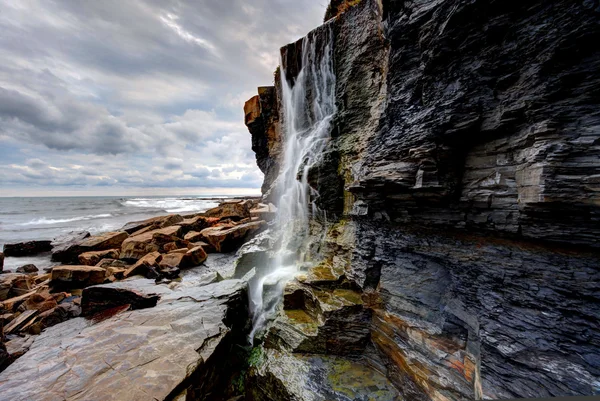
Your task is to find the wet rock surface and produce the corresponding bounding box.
[0,279,248,401]
[245,0,600,399]
[247,349,402,401]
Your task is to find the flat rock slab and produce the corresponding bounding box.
[0,279,247,401]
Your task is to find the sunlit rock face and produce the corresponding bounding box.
[246,0,600,399]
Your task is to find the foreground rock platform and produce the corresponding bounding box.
[0,279,247,401]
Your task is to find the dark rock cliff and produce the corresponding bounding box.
[245,0,600,399]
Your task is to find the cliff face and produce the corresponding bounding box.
[245,0,600,399]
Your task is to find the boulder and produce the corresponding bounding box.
[95,258,130,269]
[106,267,126,280]
[184,231,204,242]
[121,214,184,234]
[15,264,38,274]
[78,249,120,266]
[0,274,33,301]
[52,232,128,264]
[0,252,4,273]
[50,266,106,289]
[185,246,208,267]
[120,226,182,260]
[50,231,91,261]
[81,282,161,316]
[152,232,189,252]
[123,251,162,279]
[2,240,52,257]
[204,201,251,221]
[159,253,186,269]
[0,279,247,401]
[200,221,266,252]
[179,216,219,234]
[20,292,58,313]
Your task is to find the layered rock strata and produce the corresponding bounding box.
[245,0,600,399]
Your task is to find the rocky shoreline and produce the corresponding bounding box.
[0,198,275,395]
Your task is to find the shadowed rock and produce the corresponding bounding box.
[52,232,128,264]
[3,241,52,257]
[50,266,106,289]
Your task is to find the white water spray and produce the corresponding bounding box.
[248,24,337,341]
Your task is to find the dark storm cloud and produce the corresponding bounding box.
[0,0,326,192]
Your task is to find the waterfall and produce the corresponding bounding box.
[248,24,336,342]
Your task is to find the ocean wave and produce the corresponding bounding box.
[122,198,219,213]
[18,214,112,226]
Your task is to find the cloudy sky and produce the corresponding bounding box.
[0,0,326,196]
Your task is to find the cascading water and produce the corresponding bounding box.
[248,24,336,342]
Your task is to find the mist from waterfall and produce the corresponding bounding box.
[248,24,336,342]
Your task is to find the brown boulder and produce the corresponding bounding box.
[179,216,218,234]
[78,249,120,266]
[200,220,266,252]
[159,253,186,269]
[95,258,130,269]
[121,214,184,234]
[52,232,128,264]
[3,241,52,257]
[0,252,4,273]
[204,201,251,221]
[50,266,106,288]
[120,226,182,260]
[152,232,189,252]
[184,231,204,242]
[16,264,39,274]
[0,274,33,301]
[123,251,162,279]
[185,246,207,267]
[21,293,58,313]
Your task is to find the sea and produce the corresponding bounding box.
[0,195,243,272]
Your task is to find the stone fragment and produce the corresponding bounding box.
[2,241,52,257]
[95,258,130,269]
[120,226,182,260]
[121,214,184,234]
[184,231,204,242]
[4,310,39,334]
[0,274,33,301]
[159,253,186,269]
[179,215,218,234]
[20,292,58,313]
[15,264,38,274]
[185,246,208,267]
[52,232,128,264]
[50,266,106,288]
[200,221,266,252]
[204,201,251,221]
[81,284,161,316]
[123,251,162,279]
[78,249,120,266]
